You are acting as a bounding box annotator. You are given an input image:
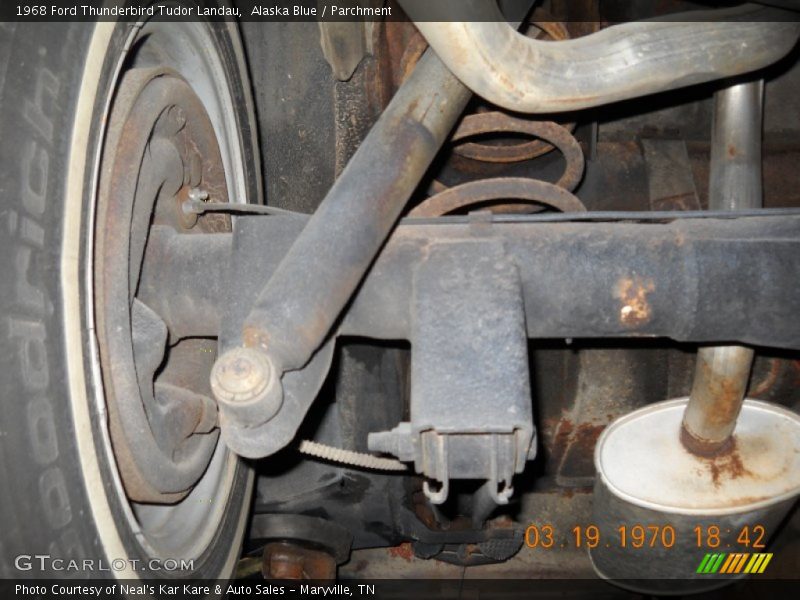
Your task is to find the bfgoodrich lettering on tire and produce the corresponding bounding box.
[0,13,260,579]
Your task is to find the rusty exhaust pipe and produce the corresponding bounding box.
[681,81,763,457]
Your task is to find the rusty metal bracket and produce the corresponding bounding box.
[368,240,535,505]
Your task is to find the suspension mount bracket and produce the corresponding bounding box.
[369,238,536,504]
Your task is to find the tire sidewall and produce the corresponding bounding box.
[0,17,256,579]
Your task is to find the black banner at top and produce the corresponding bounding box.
[3,0,800,22]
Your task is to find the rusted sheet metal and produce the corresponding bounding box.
[551,420,605,482]
[544,347,661,487]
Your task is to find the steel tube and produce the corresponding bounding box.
[142,215,800,350]
[682,81,763,456]
[241,49,472,371]
[682,347,756,455]
[399,1,799,113]
[144,216,800,350]
[227,215,800,350]
[708,82,764,212]
[137,226,232,340]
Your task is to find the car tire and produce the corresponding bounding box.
[0,15,259,580]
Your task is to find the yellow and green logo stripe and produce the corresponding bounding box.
[696,553,772,574]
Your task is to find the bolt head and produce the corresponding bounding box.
[210,347,273,404]
[188,187,209,202]
[211,348,284,426]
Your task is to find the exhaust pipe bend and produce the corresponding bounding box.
[399,1,800,113]
[681,81,764,457]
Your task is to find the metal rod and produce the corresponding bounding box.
[137,226,232,339]
[400,1,799,113]
[221,215,800,349]
[681,81,763,456]
[148,216,800,349]
[682,346,755,455]
[239,48,472,371]
[708,82,764,211]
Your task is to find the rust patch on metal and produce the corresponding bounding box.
[683,433,755,487]
[694,358,748,429]
[242,326,270,352]
[572,423,606,453]
[749,358,782,398]
[559,487,592,499]
[551,418,574,463]
[551,418,606,471]
[650,192,699,212]
[387,542,414,562]
[705,385,743,429]
[614,276,655,326]
[704,440,753,488]
[680,423,733,458]
[557,421,606,480]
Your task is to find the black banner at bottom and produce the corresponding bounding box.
[4,579,800,600]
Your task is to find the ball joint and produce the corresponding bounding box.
[210,347,283,427]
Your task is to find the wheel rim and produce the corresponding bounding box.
[90,20,251,561]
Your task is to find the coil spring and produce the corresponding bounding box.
[407,14,587,218]
[451,17,575,164]
[410,112,587,217]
